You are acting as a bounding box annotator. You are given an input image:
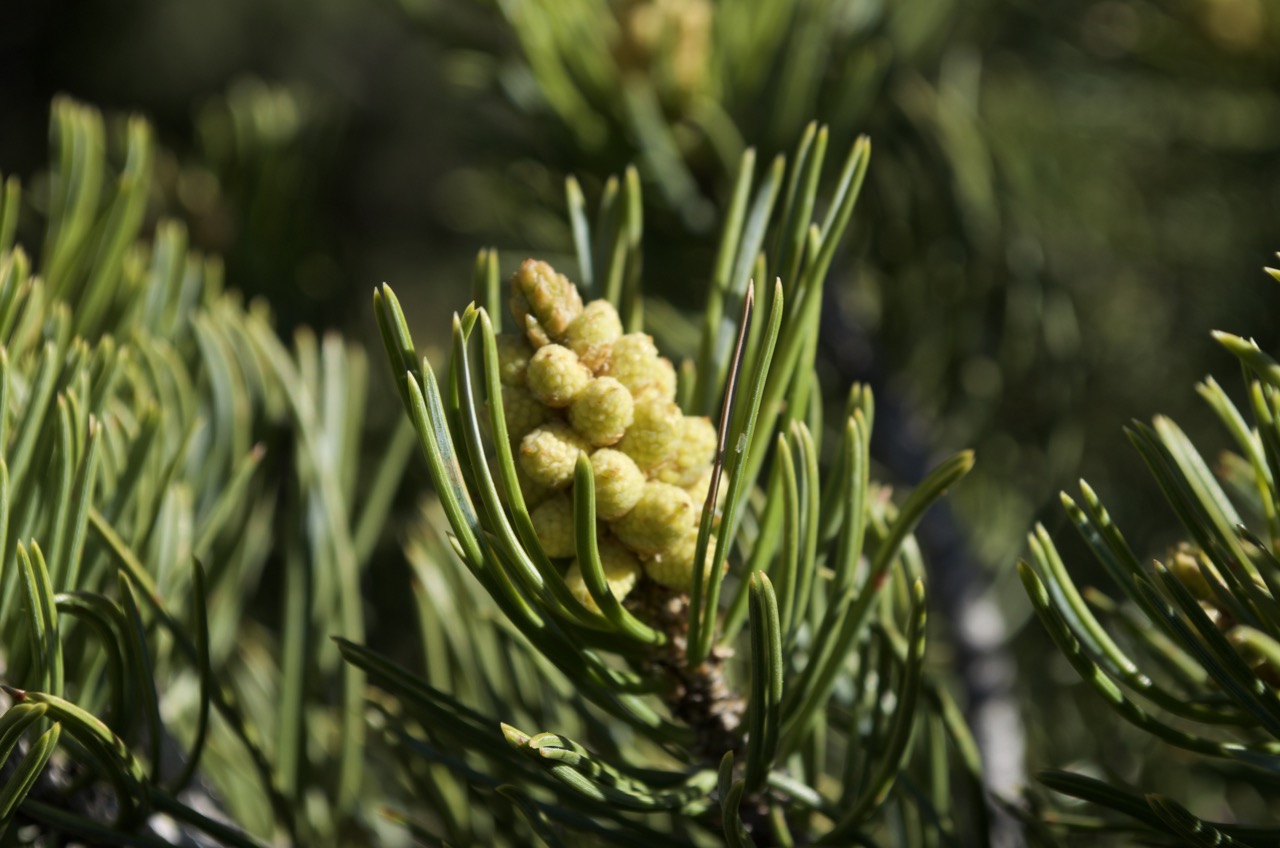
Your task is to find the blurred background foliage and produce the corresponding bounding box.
[2,0,1280,837]
[0,93,438,842]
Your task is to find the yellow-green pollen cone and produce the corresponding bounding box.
[499,258,724,609]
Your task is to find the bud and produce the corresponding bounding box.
[527,344,592,408]
[564,300,623,372]
[618,0,712,102]
[612,481,694,556]
[684,467,725,523]
[513,464,552,509]
[531,493,576,558]
[510,259,583,347]
[1168,543,1215,601]
[618,396,682,471]
[658,415,717,486]
[501,385,549,444]
[590,448,646,521]
[565,537,642,612]
[519,422,590,489]
[495,333,535,387]
[605,333,661,395]
[634,356,678,404]
[646,526,718,593]
[569,377,635,446]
